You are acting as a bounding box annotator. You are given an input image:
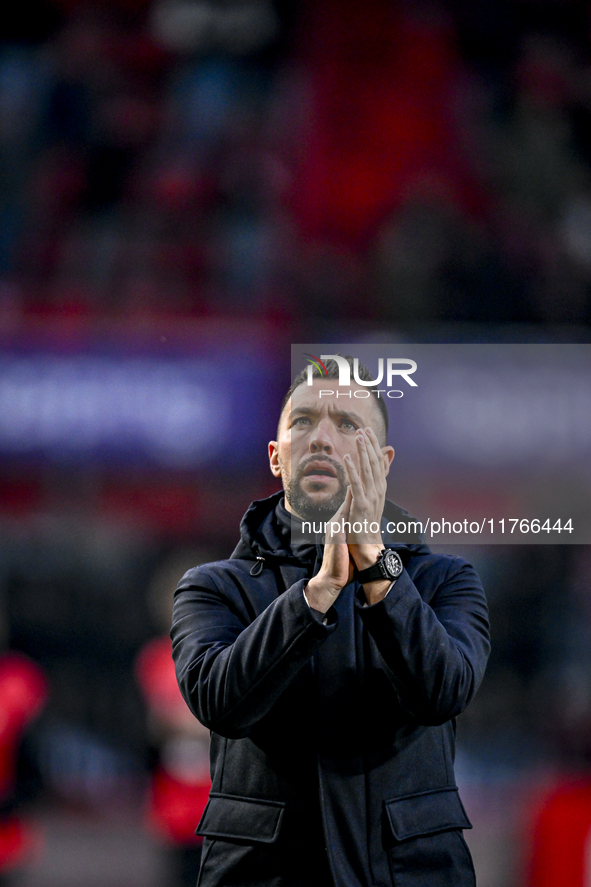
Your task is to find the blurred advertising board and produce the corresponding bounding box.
[0,323,280,472]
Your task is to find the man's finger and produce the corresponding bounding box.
[325,486,351,545]
[364,427,387,488]
[355,429,374,490]
[344,453,366,502]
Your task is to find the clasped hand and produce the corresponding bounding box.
[305,427,390,611]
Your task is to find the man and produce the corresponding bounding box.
[171,357,490,887]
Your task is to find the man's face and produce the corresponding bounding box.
[268,380,394,521]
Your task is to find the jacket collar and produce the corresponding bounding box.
[230,490,431,564]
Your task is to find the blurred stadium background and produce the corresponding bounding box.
[1,0,591,885]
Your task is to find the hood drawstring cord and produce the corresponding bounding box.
[250,556,265,576]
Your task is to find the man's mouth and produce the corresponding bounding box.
[288,458,346,518]
[303,462,338,479]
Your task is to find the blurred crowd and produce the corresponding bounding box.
[1,0,591,331]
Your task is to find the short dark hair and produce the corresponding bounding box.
[278,355,389,443]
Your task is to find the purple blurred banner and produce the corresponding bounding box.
[0,331,278,470]
[293,345,591,543]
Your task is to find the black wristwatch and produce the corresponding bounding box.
[355,549,403,584]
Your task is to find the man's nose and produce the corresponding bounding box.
[309,420,333,453]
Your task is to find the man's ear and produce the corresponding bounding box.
[268,441,282,478]
[382,446,395,476]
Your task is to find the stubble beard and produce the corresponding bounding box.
[284,456,348,522]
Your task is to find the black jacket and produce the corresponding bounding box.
[171,492,490,887]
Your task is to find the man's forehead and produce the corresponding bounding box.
[286,381,381,426]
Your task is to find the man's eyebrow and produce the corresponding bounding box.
[291,405,366,426]
[330,408,366,426]
[289,406,319,421]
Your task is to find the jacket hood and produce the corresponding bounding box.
[231,490,431,563]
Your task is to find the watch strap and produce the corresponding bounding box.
[355,561,388,583]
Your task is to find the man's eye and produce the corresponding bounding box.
[293,416,311,426]
[340,420,357,431]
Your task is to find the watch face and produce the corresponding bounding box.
[383,549,403,578]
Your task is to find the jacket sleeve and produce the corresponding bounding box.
[358,556,490,725]
[171,567,336,738]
